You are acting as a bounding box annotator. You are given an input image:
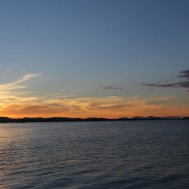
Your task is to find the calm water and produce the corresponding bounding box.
[0,120,189,189]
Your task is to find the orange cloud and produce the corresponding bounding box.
[1,96,189,118]
[0,73,188,118]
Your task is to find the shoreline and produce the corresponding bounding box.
[0,117,189,123]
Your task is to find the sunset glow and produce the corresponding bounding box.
[0,72,188,118]
[0,0,188,118]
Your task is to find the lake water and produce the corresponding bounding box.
[0,120,189,189]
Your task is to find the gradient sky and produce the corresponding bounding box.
[0,0,189,118]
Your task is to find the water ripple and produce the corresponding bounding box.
[0,120,189,189]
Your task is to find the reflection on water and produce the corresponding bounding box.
[0,121,189,189]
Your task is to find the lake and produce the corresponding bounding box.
[0,120,189,189]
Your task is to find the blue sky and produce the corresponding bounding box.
[0,0,189,117]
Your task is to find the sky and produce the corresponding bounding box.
[0,0,189,118]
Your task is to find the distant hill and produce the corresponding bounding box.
[0,116,188,123]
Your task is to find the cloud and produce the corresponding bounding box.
[0,72,42,111]
[142,69,189,91]
[142,81,189,89]
[0,73,42,91]
[178,69,189,80]
[1,94,188,118]
[0,72,188,118]
[103,85,123,90]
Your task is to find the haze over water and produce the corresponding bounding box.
[0,120,189,189]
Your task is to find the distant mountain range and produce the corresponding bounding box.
[0,116,188,123]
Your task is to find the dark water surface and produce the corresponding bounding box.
[0,120,189,189]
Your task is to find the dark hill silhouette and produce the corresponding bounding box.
[0,116,188,123]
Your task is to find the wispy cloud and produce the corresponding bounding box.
[103,85,123,90]
[0,73,42,91]
[178,69,189,80]
[0,72,188,118]
[1,94,188,118]
[142,81,189,89]
[0,72,42,110]
[142,69,189,91]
